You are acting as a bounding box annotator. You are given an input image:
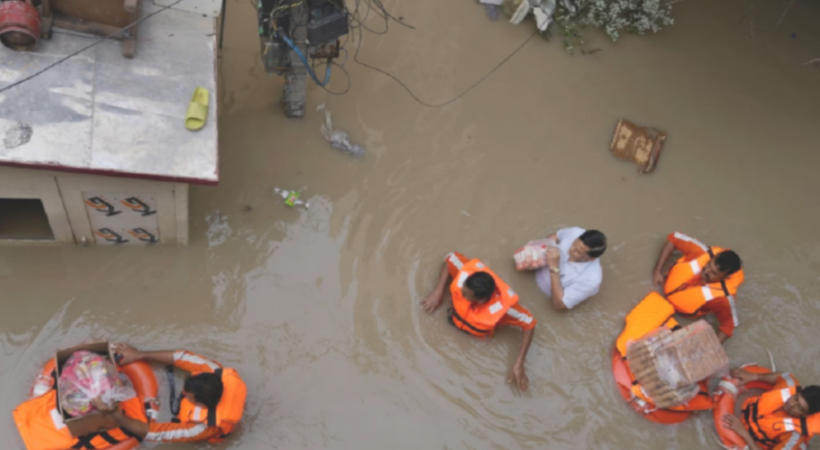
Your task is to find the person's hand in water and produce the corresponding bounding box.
[421,289,444,313]
[422,261,452,313]
[507,363,529,393]
[652,269,666,289]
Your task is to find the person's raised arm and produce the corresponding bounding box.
[653,240,676,288]
[421,261,451,313]
[507,327,534,392]
[111,344,174,366]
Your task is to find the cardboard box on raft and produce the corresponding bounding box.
[55,341,119,437]
[626,321,729,409]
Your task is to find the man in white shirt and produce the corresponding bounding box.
[535,227,606,311]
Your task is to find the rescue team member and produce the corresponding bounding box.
[652,232,743,343]
[722,367,820,450]
[13,371,149,450]
[94,344,247,443]
[534,227,606,311]
[421,252,536,392]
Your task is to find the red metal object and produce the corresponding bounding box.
[0,0,41,51]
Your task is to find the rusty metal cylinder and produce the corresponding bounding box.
[0,0,41,51]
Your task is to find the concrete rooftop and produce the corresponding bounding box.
[0,2,219,184]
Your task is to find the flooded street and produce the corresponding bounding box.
[3,0,820,448]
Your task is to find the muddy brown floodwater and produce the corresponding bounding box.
[3,0,820,448]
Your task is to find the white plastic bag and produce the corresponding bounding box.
[58,350,136,417]
[513,238,555,271]
[317,104,367,158]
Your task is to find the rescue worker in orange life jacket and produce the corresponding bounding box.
[652,232,743,343]
[93,344,247,443]
[722,367,820,450]
[421,252,536,392]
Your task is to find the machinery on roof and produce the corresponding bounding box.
[257,0,349,118]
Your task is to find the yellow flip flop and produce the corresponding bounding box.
[185,87,209,131]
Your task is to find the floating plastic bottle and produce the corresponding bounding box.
[274,187,309,208]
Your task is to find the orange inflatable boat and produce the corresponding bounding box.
[712,365,774,449]
[14,357,158,450]
[611,292,716,424]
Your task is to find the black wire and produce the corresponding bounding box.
[219,0,228,49]
[0,0,186,94]
[364,0,415,30]
[286,0,528,107]
[346,0,389,36]
[314,60,351,95]
[351,23,538,108]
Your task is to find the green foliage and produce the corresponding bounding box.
[550,0,674,52]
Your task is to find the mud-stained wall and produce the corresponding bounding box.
[0,166,188,245]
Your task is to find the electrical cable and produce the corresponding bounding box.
[0,0,186,94]
[351,23,538,108]
[267,0,533,108]
[315,60,351,95]
[361,0,415,30]
[279,32,332,86]
[219,0,227,48]
[346,0,388,35]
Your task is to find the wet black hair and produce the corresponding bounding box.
[579,230,607,258]
[464,272,496,301]
[802,385,820,415]
[184,373,224,409]
[715,250,742,275]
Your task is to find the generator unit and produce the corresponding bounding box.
[258,0,348,75]
[307,2,348,47]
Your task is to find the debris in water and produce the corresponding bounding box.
[316,104,367,158]
[510,0,563,32]
[610,120,667,174]
[532,1,555,31]
[478,0,501,21]
[3,122,33,149]
[274,187,309,208]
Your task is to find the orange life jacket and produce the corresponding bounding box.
[616,292,675,357]
[663,246,744,315]
[742,385,820,449]
[448,259,519,337]
[177,368,247,444]
[13,389,146,450]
